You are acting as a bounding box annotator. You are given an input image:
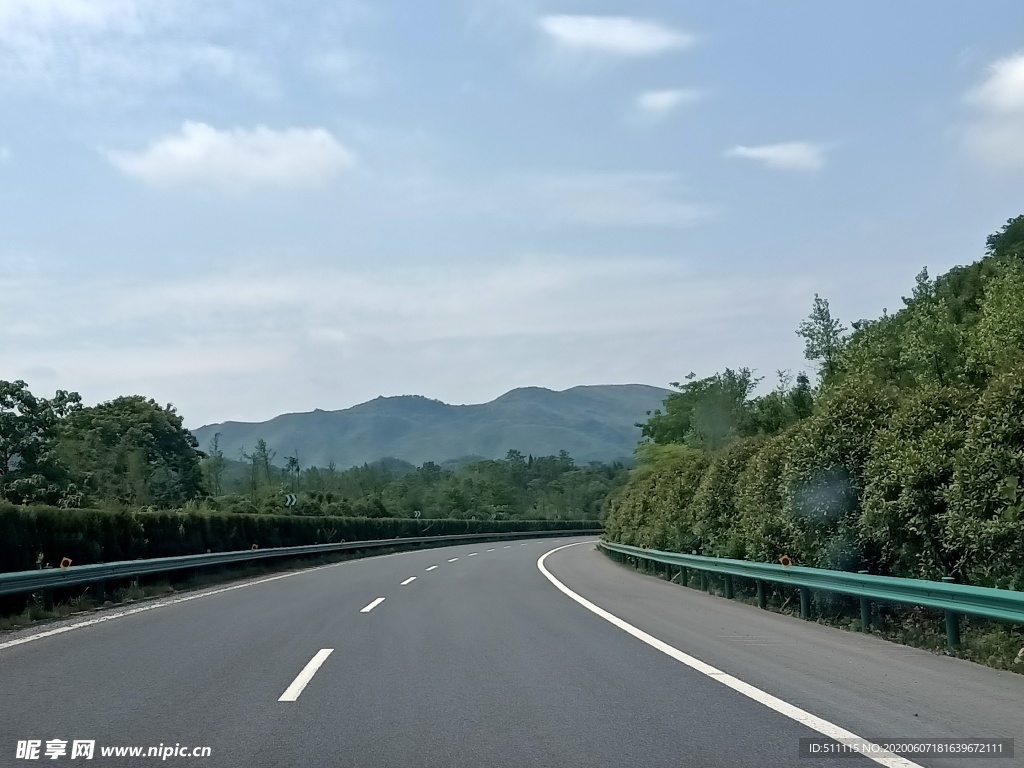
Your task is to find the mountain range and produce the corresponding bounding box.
[191,384,671,469]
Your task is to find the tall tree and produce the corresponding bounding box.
[59,396,204,507]
[285,449,301,493]
[796,294,848,382]
[0,381,82,505]
[640,368,761,449]
[985,214,1024,261]
[202,433,226,496]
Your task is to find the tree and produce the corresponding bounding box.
[59,396,204,507]
[0,381,82,505]
[285,449,301,493]
[796,294,847,382]
[640,368,761,449]
[967,264,1024,380]
[985,214,1024,262]
[789,372,814,419]
[202,433,226,496]
[746,370,814,436]
[251,438,276,487]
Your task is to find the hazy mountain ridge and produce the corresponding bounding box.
[192,384,671,468]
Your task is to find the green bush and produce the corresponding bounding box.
[733,431,803,563]
[0,503,598,573]
[860,385,971,579]
[689,439,762,558]
[946,363,1024,589]
[603,444,709,550]
[778,377,898,568]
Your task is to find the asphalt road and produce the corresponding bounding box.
[1,537,1021,768]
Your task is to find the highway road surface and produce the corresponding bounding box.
[1,537,1022,767]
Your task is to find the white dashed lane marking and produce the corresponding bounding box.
[400,577,416,586]
[360,598,386,613]
[278,649,334,702]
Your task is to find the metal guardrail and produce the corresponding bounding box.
[0,529,600,603]
[599,540,1024,648]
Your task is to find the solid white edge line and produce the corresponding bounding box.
[425,565,438,571]
[400,577,416,586]
[0,546,427,653]
[360,597,386,613]
[278,648,334,702]
[536,541,924,768]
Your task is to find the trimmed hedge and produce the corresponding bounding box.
[0,503,599,573]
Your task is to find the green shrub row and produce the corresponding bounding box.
[604,365,1024,590]
[0,503,598,573]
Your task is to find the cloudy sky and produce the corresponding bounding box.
[2,0,1024,428]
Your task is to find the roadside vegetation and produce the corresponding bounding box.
[0,381,623,524]
[602,215,1024,668]
[0,380,613,578]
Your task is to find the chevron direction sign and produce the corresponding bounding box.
[285,493,297,507]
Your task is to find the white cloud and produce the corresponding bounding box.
[967,52,1024,113]
[963,51,1024,170]
[725,142,826,173]
[0,0,142,36]
[538,15,693,56]
[497,172,708,226]
[105,122,356,192]
[0,0,293,101]
[392,171,711,228]
[635,88,702,118]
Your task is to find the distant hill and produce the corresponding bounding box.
[192,384,671,469]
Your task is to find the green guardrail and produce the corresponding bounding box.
[0,530,600,609]
[599,540,1024,649]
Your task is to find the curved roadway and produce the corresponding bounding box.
[1,537,1021,767]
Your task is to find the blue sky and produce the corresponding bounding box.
[2,0,1024,428]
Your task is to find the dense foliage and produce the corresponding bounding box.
[209,448,626,522]
[0,503,596,573]
[606,215,1024,589]
[0,380,623,525]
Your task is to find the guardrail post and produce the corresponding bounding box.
[800,587,810,619]
[680,567,688,587]
[858,570,871,632]
[43,589,54,611]
[724,574,734,599]
[700,571,709,592]
[942,576,961,649]
[95,581,106,602]
[756,579,766,609]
